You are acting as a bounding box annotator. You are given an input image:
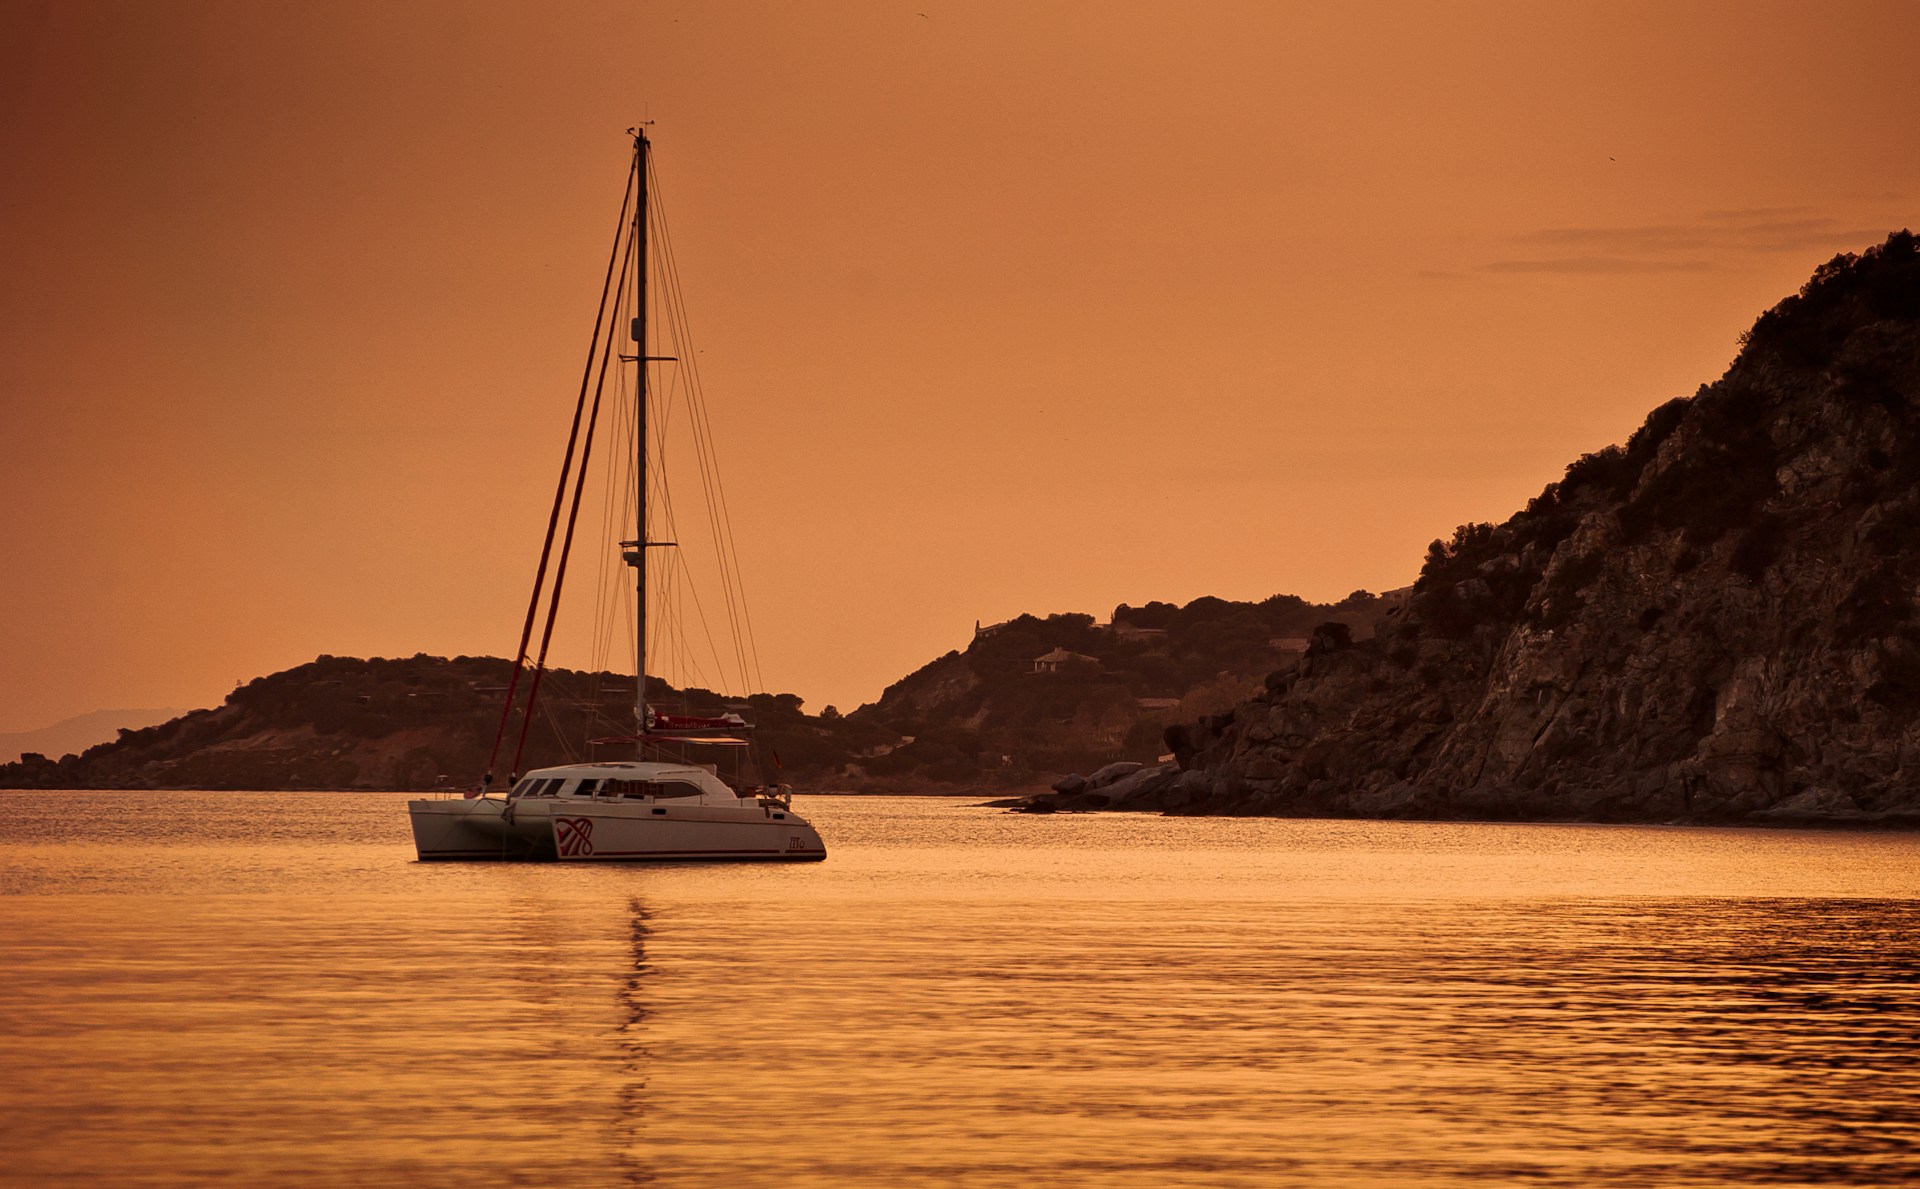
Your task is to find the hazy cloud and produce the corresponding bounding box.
[1484,256,1717,275]
[1476,208,1895,277]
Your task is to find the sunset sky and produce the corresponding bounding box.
[3,0,1917,732]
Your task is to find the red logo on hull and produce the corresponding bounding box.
[556,817,595,857]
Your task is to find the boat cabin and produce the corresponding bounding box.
[508,761,747,806]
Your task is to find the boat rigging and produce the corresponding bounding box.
[407,129,826,863]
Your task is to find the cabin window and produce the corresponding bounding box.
[651,807,667,815]
[575,779,602,797]
[650,780,705,799]
[607,779,647,799]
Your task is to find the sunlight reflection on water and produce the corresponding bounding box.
[3,792,1918,1186]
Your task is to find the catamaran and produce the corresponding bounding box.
[408,130,826,862]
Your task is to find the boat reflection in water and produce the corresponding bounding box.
[612,896,657,1187]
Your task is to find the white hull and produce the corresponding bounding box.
[407,793,826,862]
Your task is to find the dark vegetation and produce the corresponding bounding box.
[1740,230,1920,369]
[832,591,1398,786]
[1400,232,1920,648]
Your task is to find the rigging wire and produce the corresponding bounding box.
[652,217,760,697]
[583,379,640,738]
[508,223,634,779]
[632,209,742,703]
[645,351,733,698]
[489,136,774,774]
[588,369,636,681]
[647,153,766,696]
[481,155,636,791]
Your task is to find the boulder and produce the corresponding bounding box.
[1755,786,1863,821]
[1102,762,1178,808]
[1085,761,1143,789]
[1346,781,1423,817]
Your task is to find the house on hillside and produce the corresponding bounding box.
[1031,648,1098,674]
[974,619,1012,640]
[1110,624,1169,642]
[1269,637,1312,655]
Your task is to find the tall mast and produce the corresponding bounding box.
[632,129,650,746]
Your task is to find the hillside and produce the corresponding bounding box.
[1056,231,1920,828]
[832,592,1400,788]
[0,592,1392,791]
[0,708,186,765]
[0,655,884,792]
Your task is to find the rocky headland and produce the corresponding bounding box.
[1025,232,1920,829]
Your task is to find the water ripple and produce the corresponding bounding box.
[1,792,1917,1186]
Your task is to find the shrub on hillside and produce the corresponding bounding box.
[1739,230,1920,370]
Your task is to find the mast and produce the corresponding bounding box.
[631,129,650,748]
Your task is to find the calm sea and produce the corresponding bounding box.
[3,793,1918,1187]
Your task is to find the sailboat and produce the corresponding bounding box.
[407,130,827,862]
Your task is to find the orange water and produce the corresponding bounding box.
[4,792,1918,1186]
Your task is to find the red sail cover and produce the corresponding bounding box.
[645,708,750,733]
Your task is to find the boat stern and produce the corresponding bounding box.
[407,797,555,861]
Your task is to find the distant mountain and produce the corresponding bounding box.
[0,592,1400,792]
[0,708,187,765]
[1067,230,1920,828]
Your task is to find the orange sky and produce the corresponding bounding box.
[3,0,1917,731]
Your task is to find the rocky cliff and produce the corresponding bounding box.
[1086,232,1920,827]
